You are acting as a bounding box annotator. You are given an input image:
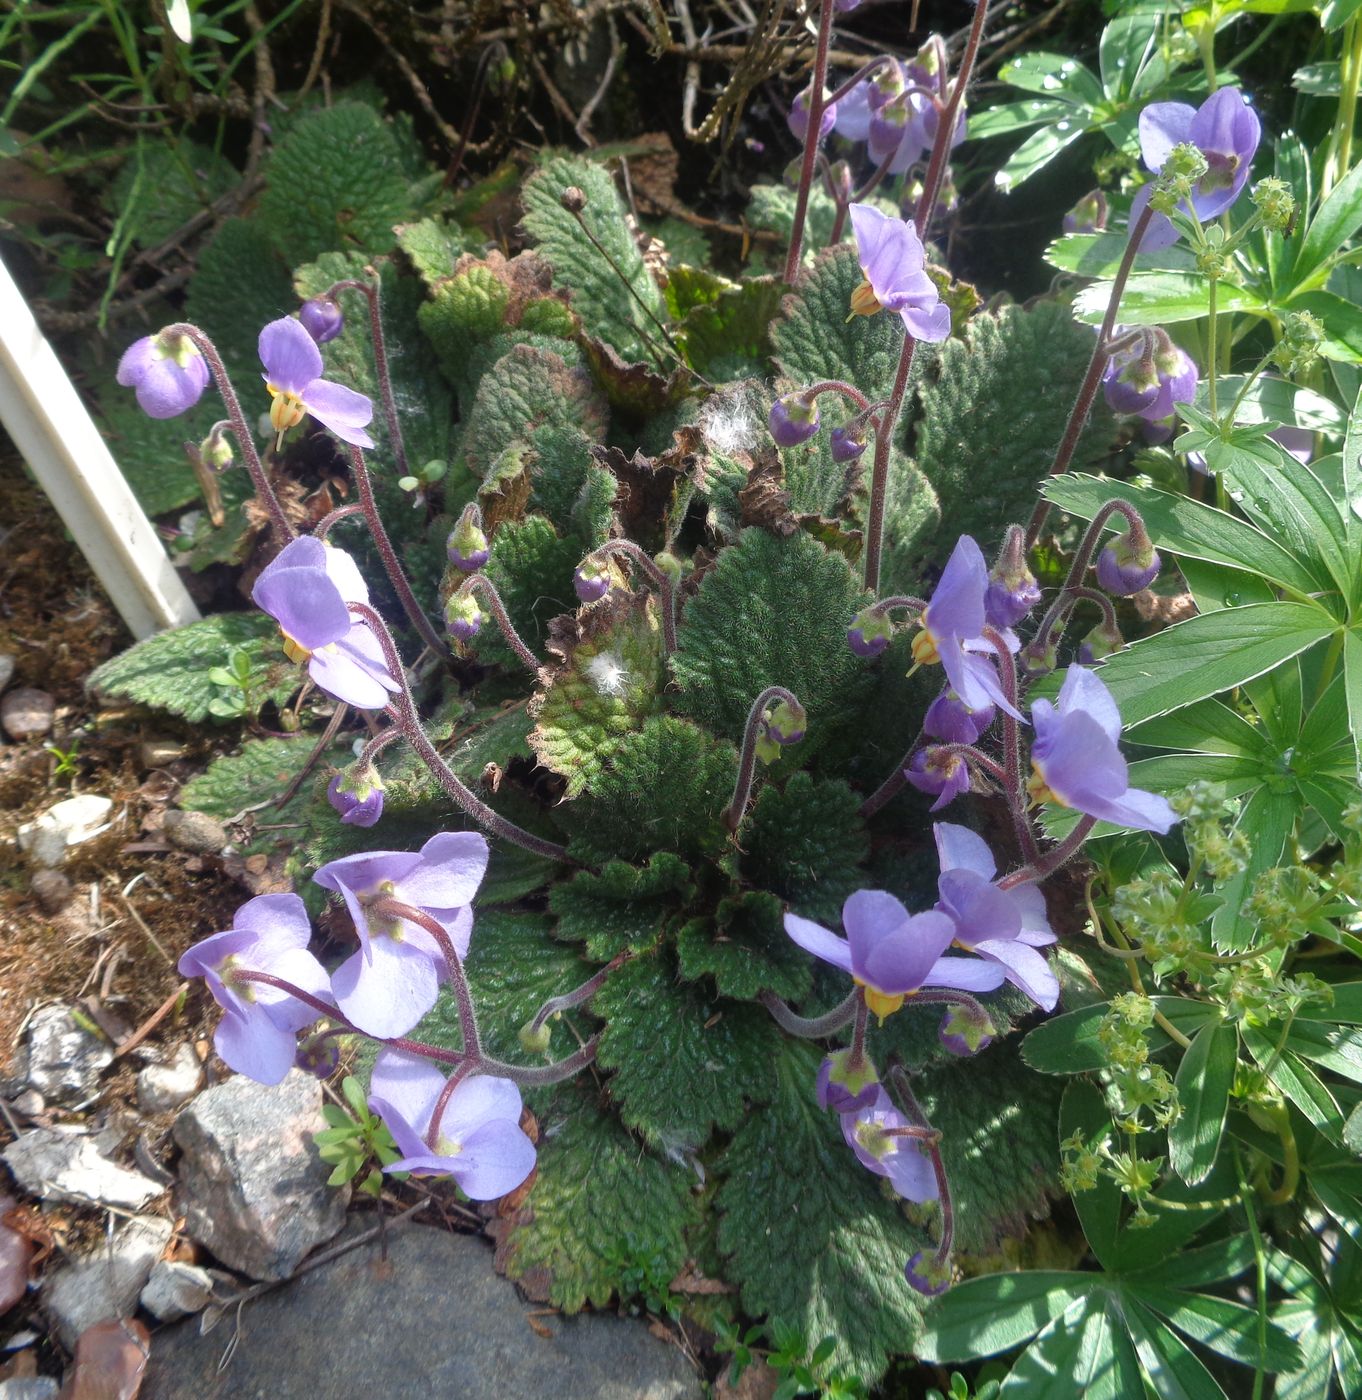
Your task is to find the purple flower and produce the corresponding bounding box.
[259,316,375,448]
[1096,530,1161,596]
[905,745,970,811]
[785,888,1004,1022]
[369,1050,535,1199]
[314,832,490,1038]
[830,425,867,462]
[117,331,210,419]
[816,1049,880,1114]
[842,1089,939,1202]
[913,535,1022,719]
[769,394,821,447]
[1029,666,1177,833]
[445,591,484,641]
[178,894,331,1085]
[788,89,837,144]
[1131,88,1261,252]
[984,536,1042,630]
[1102,334,1197,423]
[298,296,344,345]
[923,689,994,745]
[933,822,1058,1011]
[848,607,893,658]
[327,765,385,828]
[847,205,951,343]
[573,558,611,604]
[447,510,490,574]
[905,1251,951,1297]
[252,537,399,710]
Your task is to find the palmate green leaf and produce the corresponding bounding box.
[1073,273,1268,326]
[1271,1246,1362,1400]
[1131,1285,1301,1372]
[258,102,420,264]
[1343,626,1362,779]
[1044,233,1198,278]
[1210,786,1297,950]
[995,122,1089,193]
[999,51,1104,104]
[997,1295,1144,1400]
[521,154,666,365]
[1122,1297,1229,1400]
[1291,155,1362,292]
[913,303,1117,565]
[1169,1020,1237,1185]
[88,613,297,722]
[1289,290,1362,363]
[916,1271,1091,1362]
[549,852,693,960]
[594,950,780,1151]
[672,527,872,744]
[967,97,1075,141]
[675,891,813,1002]
[491,1082,700,1311]
[716,1040,929,1380]
[1244,1024,1346,1140]
[1023,999,1221,1075]
[1125,697,1274,757]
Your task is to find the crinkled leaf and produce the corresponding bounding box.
[549,853,694,960]
[478,514,583,666]
[675,891,813,1002]
[680,278,783,381]
[111,139,238,251]
[395,216,465,287]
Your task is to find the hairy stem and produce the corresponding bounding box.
[325,277,410,482]
[455,575,540,674]
[529,954,626,1036]
[784,0,837,282]
[724,684,802,831]
[372,898,482,1059]
[759,989,859,1038]
[998,814,1098,890]
[595,539,679,654]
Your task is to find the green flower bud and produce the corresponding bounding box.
[1274,310,1325,377]
[1251,176,1297,235]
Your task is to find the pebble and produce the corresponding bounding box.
[138,738,188,770]
[3,1128,163,1211]
[161,809,228,855]
[141,1224,703,1400]
[59,1318,150,1400]
[0,688,53,741]
[16,797,114,871]
[173,1069,346,1281]
[19,1005,112,1107]
[138,1260,217,1323]
[136,1044,203,1115]
[0,1380,58,1400]
[28,870,72,916]
[0,1193,32,1313]
[42,1215,170,1350]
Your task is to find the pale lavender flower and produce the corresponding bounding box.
[785,888,1004,1022]
[842,1089,939,1202]
[1028,666,1177,833]
[1095,530,1161,596]
[923,689,994,745]
[252,537,399,711]
[847,205,951,342]
[1102,334,1197,423]
[769,394,821,447]
[816,1048,880,1114]
[117,331,210,419]
[178,894,331,1085]
[788,89,837,144]
[933,822,1058,1010]
[369,1050,536,1199]
[298,296,344,345]
[314,832,490,1038]
[905,745,970,811]
[327,764,385,828]
[1131,88,1262,251]
[259,316,375,447]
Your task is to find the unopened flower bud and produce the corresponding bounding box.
[788,88,837,144]
[327,761,386,828]
[298,296,344,345]
[519,1018,553,1055]
[1096,531,1161,596]
[765,698,806,746]
[1078,618,1124,666]
[560,186,586,214]
[830,424,867,463]
[869,94,910,163]
[923,689,994,745]
[199,423,234,472]
[938,1002,996,1057]
[905,1250,951,1297]
[869,60,905,108]
[447,505,489,573]
[1063,189,1109,235]
[984,528,1042,628]
[1251,176,1296,235]
[445,591,484,641]
[769,393,821,447]
[816,1049,880,1113]
[1274,311,1325,377]
[573,557,611,604]
[1019,637,1058,678]
[1197,248,1229,280]
[847,607,893,658]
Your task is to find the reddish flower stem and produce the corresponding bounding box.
[455,575,540,675]
[372,898,482,1060]
[324,278,410,483]
[759,989,860,1038]
[784,0,838,283]
[724,684,803,831]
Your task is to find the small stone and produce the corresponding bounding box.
[0,653,15,695]
[138,738,188,770]
[28,870,72,916]
[138,1260,216,1322]
[173,1069,347,1281]
[21,1005,112,1106]
[61,1318,150,1400]
[17,796,114,870]
[161,810,228,855]
[42,1215,170,1350]
[3,1128,163,1211]
[136,1045,203,1115]
[1,688,53,741]
[0,1193,33,1313]
[0,1379,59,1400]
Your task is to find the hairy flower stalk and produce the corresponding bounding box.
[783,0,839,281]
[346,600,573,864]
[982,622,1038,864]
[589,540,680,655]
[888,1063,955,1295]
[758,989,860,1038]
[724,685,806,831]
[159,322,294,545]
[323,277,411,482]
[450,575,540,675]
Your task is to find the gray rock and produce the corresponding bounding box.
[42,1215,171,1350]
[28,869,72,915]
[139,737,188,769]
[162,809,228,854]
[20,1005,112,1106]
[0,1379,59,1400]
[173,1069,346,1281]
[1,687,53,741]
[17,796,114,871]
[2,1127,163,1211]
[136,1044,203,1114]
[139,1260,217,1322]
[0,652,15,696]
[141,1224,702,1400]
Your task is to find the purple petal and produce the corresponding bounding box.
[901,299,952,344]
[438,1074,523,1138]
[301,378,376,448]
[370,1049,444,1129]
[1189,88,1260,164]
[320,545,371,606]
[450,1117,537,1199]
[308,635,397,710]
[885,1139,939,1204]
[933,823,996,880]
[399,833,491,911]
[1139,101,1195,172]
[833,82,874,142]
[975,939,1059,1011]
[1080,785,1178,834]
[259,316,322,395]
[178,928,253,983]
[1010,885,1056,943]
[126,352,209,419]
[332,937,440,1038]
[937,870,1022,947]
[1129,183,1181,252]
[254,947,332,1032]
[116,338,157,388]
[922,954,1007,993]
[367,1094,433,1161]
[859,910,955,994]
[214,1008,298,1085]
[924,535,987,643]
[231,893,313,954]
[1036,709,1128,810]
[314,849,422,905]
[1057,665,1122,741]
[784,913,854,975]
[251,539,352,650]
